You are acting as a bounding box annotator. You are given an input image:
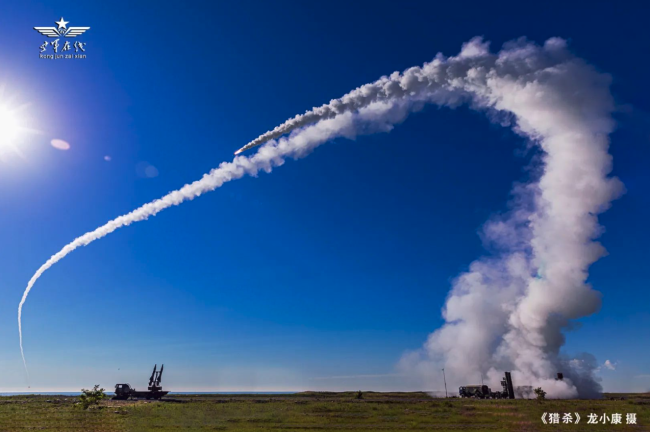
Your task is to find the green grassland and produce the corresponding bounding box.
[0,392,648,431]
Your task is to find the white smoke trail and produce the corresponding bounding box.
[17,102,413,374]
[20,37,621,399]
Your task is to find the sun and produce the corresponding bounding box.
[0,106,21,147]
[0,96,35,158]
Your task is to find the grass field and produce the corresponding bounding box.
[0,391,647,431]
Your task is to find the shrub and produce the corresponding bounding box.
[534,387,546,402]
[78,385,107,409]
[356,390,363,400]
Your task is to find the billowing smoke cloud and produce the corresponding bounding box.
[20,37,621,399]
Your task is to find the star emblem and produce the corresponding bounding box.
[55,17,69,30]
[35,18,89,38]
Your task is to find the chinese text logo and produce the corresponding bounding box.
[34,17,90,59]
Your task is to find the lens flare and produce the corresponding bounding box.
[50,139,71,151]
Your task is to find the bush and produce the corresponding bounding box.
[534,387,546,402]
[356,390,363,400]
[78,385,107,409]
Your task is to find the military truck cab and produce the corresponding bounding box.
[114,383,133,400]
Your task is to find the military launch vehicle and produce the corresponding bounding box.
[113,364,169,400]
[459,371,515,399]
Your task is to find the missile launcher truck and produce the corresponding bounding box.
[113,364,169,400]
[459,371,515,399]
[459,385,491,398]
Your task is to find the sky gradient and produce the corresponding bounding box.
[0,0,648,393]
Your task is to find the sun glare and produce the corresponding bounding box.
[0,106,20,147]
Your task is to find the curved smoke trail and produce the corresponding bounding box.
[20,37,621,398]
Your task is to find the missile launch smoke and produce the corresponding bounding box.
[20,37,622,399]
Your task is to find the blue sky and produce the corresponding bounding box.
[0,0,648,392]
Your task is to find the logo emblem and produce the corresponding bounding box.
[34,17,89,38]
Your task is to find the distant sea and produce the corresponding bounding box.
[0,392,297,396]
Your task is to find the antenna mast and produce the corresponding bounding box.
[442,368,448,398]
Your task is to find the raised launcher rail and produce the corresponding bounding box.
[113,364,169,400]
